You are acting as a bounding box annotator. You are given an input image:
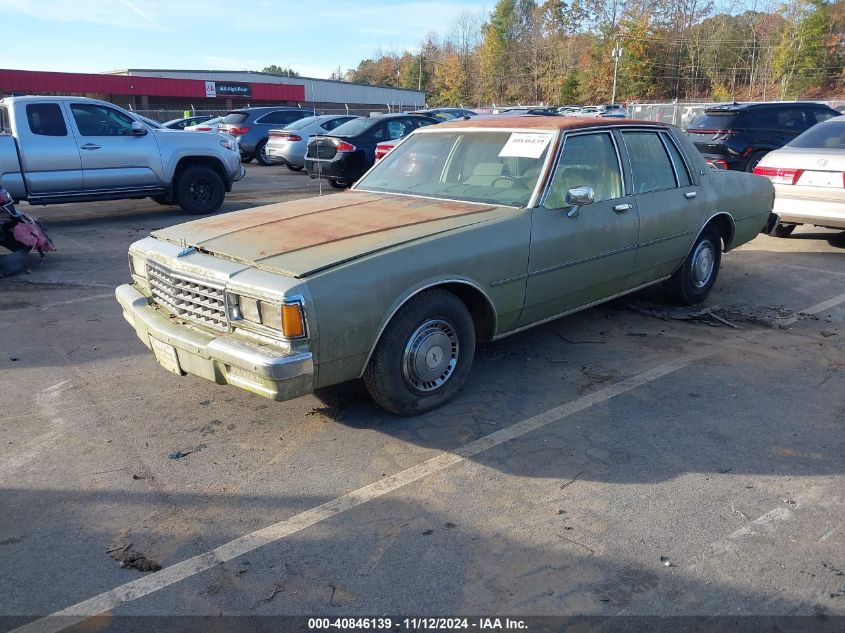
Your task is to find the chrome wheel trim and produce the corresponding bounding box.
[259,144,268,162]
[402,318,460,394]
[691,239,716,288]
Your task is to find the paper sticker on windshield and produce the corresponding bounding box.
[498,133,552,158]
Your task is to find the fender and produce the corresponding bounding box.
[670,212,736,276]
[357,276,497,377]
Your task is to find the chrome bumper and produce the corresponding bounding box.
[116,284,314,401]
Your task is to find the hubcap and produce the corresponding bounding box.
[190,177,212,204]
[402,319,459,394]
[260,145,268,162]
[691,240,715,288]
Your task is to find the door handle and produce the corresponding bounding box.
[613,203,632,212]
[80,143,101,150]
[684,191,697,198]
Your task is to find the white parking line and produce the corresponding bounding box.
[13,292,845,633]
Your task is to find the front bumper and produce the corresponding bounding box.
[116,284,314,401]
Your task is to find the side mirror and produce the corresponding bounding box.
[131,121,148,136]
[564,186,594,218]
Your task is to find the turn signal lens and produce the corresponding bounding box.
[281,303,306,338]
[129,253,147,279]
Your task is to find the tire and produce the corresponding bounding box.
[745,150,767,172]
[240,155,254,164]
[176,165,225,215]
[287,164,304,172]
[363,290,476,416]
[151,195,173,205]
[770,223,796,238]
[663,225,722,305]
[255,141,271,166]
[328,178,350,189]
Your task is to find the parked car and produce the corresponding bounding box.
[304,113,439,188]
[118,116,774,415]
[185,116,223,133]
[163,115,216,130]
[410,108,477,121]
[265,114,359,171]
[686,102,840,172]
[557,106,582,116]
[498,107,559,116]
[578,106,600,116]
[218,107,312,165]
[597,103,627,118]
[0,96,244,214]
[754,115,845,236]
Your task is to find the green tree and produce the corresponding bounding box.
[261,65,301,77]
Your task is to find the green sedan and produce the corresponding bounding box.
[117,116,775,415]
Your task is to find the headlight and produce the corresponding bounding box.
[229,294,307,339]
[129,253,147,279]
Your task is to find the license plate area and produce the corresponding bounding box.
[800,171,841,188]
[150,337,183,375]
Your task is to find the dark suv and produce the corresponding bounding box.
[218,106,312,165]
[686,102,840,172]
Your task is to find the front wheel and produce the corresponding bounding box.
[255,141,272,166]
[176,165,225,215]
[663,226,722,305]
[363,290,476,416]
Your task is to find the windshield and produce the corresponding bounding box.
[285,115,319,130]
[330,117,377,137]
[689,111,739,130]
[355,130,553,207]
[788,120,845,149]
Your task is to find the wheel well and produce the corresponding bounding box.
[173,157,229,193]
[434,282,496,343]
[706,214,735,251]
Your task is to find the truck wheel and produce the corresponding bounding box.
[287,164,304,172]
[770,223,796,238]
[328,178,350,189]
[255,141,271,166]
[363,290,475,416]
[176,165,225,215]
[663,226,722,305]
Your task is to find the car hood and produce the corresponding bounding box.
[152,191,511,278]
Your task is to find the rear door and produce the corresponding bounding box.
[68,102,163,191]
[620,129,705,285]
[16,102,83,194]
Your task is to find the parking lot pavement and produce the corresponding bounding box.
[1,165,843,630]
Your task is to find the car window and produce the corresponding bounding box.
[258,110,305,125]
[810,108,837,124]
[776,108,808,130]
[661,132,692,187]
[0,106,10,133]
[322,117,355,131]
[331,117,378,137]
[71,103,134,136]
[221,112,248,124]
[689,112,739,130]
[286,115,319,130]
[414,118,437,129]
[545,132,623,209]
[788,120,845,149]
[622,131,677,194]
[26,103,67,136]
[382,119,415,140]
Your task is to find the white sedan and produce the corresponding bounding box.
[755,115,845,236]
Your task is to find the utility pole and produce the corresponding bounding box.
[418,54,423,91]
[611,41,623,105]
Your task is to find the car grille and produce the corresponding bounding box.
[307,142,337,159]
[147,261,228,331]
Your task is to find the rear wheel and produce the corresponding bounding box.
[328,178,350,189]
[287,164,304,172]
[664,225,722,305]
[745,150,768,172]
[770,223,796,238]
[363,290,475,416]
[176,165,225,215]
[255,141,271,166]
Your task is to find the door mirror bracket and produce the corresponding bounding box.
[565,186,594,218]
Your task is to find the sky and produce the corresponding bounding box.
[1,0,489,79]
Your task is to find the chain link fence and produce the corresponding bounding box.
[135,105,421,124]
[629,100,845,128]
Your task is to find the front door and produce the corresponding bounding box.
[518,131,639,327]
[67,102,163,191]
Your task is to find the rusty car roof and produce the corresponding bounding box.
[434,115,670,131]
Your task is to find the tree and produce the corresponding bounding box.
[262,65,301,78]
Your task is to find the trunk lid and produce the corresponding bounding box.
[152,191,510,278]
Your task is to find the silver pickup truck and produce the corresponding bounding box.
[0,96,244,214]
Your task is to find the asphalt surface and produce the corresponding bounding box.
[1,165,843,631]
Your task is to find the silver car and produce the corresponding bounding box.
[265,114,359,171]
[755,115,845,236]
